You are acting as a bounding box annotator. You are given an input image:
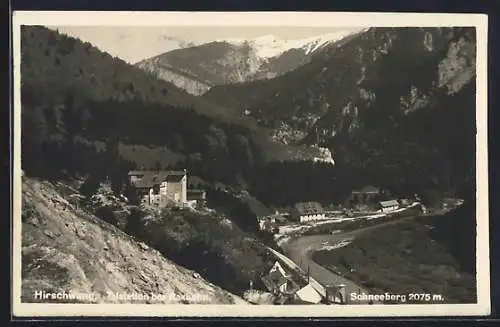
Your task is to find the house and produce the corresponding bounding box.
[258,216,276,232]
[258,214,286,232]
[186,189,207,208]
[325,284,347,304]
[275,215,288,225]
[128,170,187,207]
[378,200,400,213]
[261,261,298,295]
[291,202,326,223]
[350,185,380,204]
[274,209,291,220]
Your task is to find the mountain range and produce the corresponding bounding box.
[20,26,333,188]
[135,29,365,95]
[21,25,477,197]
[204,27,477,194]
[19,24,479,305]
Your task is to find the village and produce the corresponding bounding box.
[121,168,449,305]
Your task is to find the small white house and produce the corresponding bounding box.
[294,283,322,304]
[262,261,297,295]
[378,200,400,213]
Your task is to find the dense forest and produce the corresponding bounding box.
[20,25,477,213]
[20,26,268,191]
[205,27,477,199]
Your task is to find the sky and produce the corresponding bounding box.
[49,26,362,64]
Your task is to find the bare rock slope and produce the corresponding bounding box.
[21,177,246,304]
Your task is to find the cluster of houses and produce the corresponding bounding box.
[259,260,347,304]
[257,185,419,232]
[127,169,206,209]
[125,172,419,231]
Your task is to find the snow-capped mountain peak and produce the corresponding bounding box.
[135,28,368,95]
[216,29,365,60]
[292,30,362,54]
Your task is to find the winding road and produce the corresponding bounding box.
[279,212,431,304]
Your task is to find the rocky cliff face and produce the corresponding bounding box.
[21,177,246,304]
[138,57,212,95]
[205,27,476,143]
[309,27,476,141]
[204,27,477,192]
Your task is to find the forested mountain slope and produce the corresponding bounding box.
[20,26,330,191]
[205,27,477,194]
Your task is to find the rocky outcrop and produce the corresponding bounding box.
[204,27,476,144]
[137,58,212,96]
[21,178,246,304]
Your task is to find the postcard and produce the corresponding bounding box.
[11,11,489,317]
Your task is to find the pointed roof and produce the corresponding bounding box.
[295,283,322,303]
[128,170,186,176]
[268,270,289,287]
[130,170,186,188]
[270,261,288,277]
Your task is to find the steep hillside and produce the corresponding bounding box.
[205,27,475,135]
[70,181,278,296]
[136,30,362,95]
[205,27,477,194]
[21,25,336,193]
[21,177,245,304]
[20,26,248,124]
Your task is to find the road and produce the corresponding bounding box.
[279,212,432,305]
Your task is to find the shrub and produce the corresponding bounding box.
[95,206,118,226]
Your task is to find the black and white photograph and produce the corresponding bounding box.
[11,11,489,317]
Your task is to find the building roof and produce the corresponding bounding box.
[261,273,288,292]
[379,200,399,207]
[128,170,186,176]
[131,170,186,188]
[352,185,380,194]
[132,174,160,188]
[268,270,289,287]
[187,189,206,200]
[270,261,288,276]
[165,174,184,182]
[294,202,324,216]
[295,283,322,304]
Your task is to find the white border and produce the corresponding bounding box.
[11,11,490,318]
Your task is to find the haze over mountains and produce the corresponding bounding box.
[136,29,365,95]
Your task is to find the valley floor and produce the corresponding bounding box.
[310,214,476,304]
